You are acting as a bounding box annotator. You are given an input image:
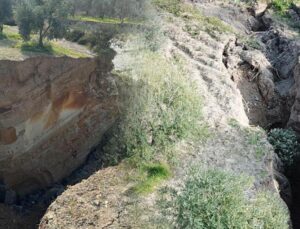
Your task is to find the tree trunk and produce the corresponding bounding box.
[39,28,43,47]
[120,17,125,26]
[0,24,3,34]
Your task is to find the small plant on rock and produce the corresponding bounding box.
[133,163,171,194]
[272,0,293,15]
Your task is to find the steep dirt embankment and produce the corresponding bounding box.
[39,3,290,229]
[200,1,300,228]
[0,56,119,199]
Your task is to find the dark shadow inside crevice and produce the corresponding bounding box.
[1,121,127,229]
[0,60,138,229]
[286,155,300,229]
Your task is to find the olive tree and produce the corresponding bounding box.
[16,0,70,46]
[0,0,12,33]
[69,0,148,20]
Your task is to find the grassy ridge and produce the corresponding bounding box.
[113,51,208,166]
[120,1,289,227]
[101,48,208,194]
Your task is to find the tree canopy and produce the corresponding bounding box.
[0,0,12,33]
[15,0,70,46]
[69,0,148,20]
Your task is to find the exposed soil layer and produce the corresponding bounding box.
[216,2,300,228]
[2,2,300,228]
[0,51,119,228]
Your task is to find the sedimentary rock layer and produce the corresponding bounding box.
[0,56,118,196]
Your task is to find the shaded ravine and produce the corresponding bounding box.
[288,158,300,229]
[0,124,126,229]
[0,46,121,228]
[221,14,300,228]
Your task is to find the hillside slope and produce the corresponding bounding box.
[39,1,291,228]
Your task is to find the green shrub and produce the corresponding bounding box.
[122,52,206,163]
[133,163,171,194]
[152,0,182,16]
[78,29,117,56]
[153,0,233,36]
[65,29,85,42]
[108,51,208,166]
[20,41,54,53]
[17,41,89,58]
[272,0,293,14]
[0,32,6,40]
[268,128,300,168]
[159,169,289,229]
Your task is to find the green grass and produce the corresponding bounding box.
[272,0,294,15]
[70,15,142,25]
[228,120,268,160]
[108,51,208,166]
[50,42,90,58]
[3,30,21,41]
[247,130,262,145]
[1,25,22,42]
[271,1,300,32]
[1,25,90,58]
[19,42,54,53]
[153,0,234,36]
[152,0,182,15]
[133,163,171,194]
[159,168,289,229]
[238,35,262,50]
[16,41,90,58]
[228,118,240,128]
[245,128,268,159]
[269,0,300,17]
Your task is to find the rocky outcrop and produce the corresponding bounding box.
[0,56,119,197]
[227,47,276,102]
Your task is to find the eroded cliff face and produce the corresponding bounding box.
[0,56,118,197]
[288,60,300,132]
